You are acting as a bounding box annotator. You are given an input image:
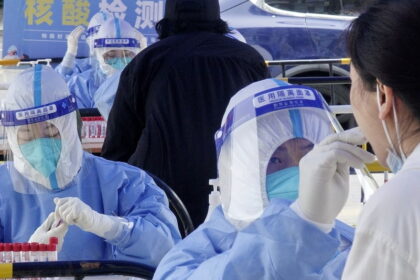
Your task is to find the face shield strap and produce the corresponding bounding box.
[94,38,140,49]
[0,95,78,127]
[215,85,324,156]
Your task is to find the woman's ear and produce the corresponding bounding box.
[377,83,394,120]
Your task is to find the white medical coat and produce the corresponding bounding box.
[343,144,420,279]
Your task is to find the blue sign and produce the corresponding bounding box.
[3,0,165,59]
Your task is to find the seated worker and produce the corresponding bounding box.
[0,65,181,267]
[67,17,147,110]
[55,10,113,82]
[153,78,362,279]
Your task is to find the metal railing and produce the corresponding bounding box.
[266,58,351,105]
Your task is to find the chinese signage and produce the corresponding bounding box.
[4,0,165,59]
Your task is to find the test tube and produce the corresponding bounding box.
[29,242,39,262]
[4,243,12,264]
[49,237,58,246]
[12,243,22,263]
[21,243,31,262]
[47,244,57,262]
[0,243,4,263]
[47,240,58,280]
[38,244,47,262]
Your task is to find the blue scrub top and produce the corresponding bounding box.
[0,152,181,267]
[153,199,353,279]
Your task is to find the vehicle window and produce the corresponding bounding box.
[265,0,364,16]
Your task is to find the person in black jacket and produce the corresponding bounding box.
[101,0,269,227]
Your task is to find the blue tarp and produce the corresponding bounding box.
[3,0,164,59]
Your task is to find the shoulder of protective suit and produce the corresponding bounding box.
[83,152,146,174]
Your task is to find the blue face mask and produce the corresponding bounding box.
[266,166,299,201]
[386,149,404,173]
[105,57,131,70]
[19,138,62,178]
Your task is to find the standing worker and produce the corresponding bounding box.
[101,0,269,227]
[0,65,181,266]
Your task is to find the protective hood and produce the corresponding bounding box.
[164,0,221,21]
[0,65,83,192]
[86,10,113,57]
[94,18,147,76]
[214,78,334,228]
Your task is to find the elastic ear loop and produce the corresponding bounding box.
[376,84,406,160]
[377,84,397,154]
[392,95,407,161]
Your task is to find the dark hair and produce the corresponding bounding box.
[347,0,420,120]
[155,18,230,39]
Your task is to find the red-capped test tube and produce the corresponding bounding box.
[21,243,31,263]
[0,243,4,263]
[4,243,12,263]
[49,237,58,246]
[47,244,57,262]
[12,243,22,263]
[29,242,39,262]
[39,244,48,262]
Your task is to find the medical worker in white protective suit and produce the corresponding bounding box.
[55,10,113,82]
[153,78,367,279]
[3,45,19,60]
[92,18,147,120]
[68,17,146,112]
[0,65,181,266]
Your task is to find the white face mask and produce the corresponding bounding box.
[376,84,406,173]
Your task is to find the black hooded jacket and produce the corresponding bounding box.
[101,31,269,226]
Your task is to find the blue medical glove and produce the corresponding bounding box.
[54,197,127,241]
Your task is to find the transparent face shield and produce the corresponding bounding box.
[265,138,314,201]
[86,25,100,54]
[94,38,140,76]
[0,66,83,193]
[85,10,113,62]
[214,80,378,227]
[214,82,335,227]
[320,93,379,201]
[102,49,136,69]
[85,25,100,66]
